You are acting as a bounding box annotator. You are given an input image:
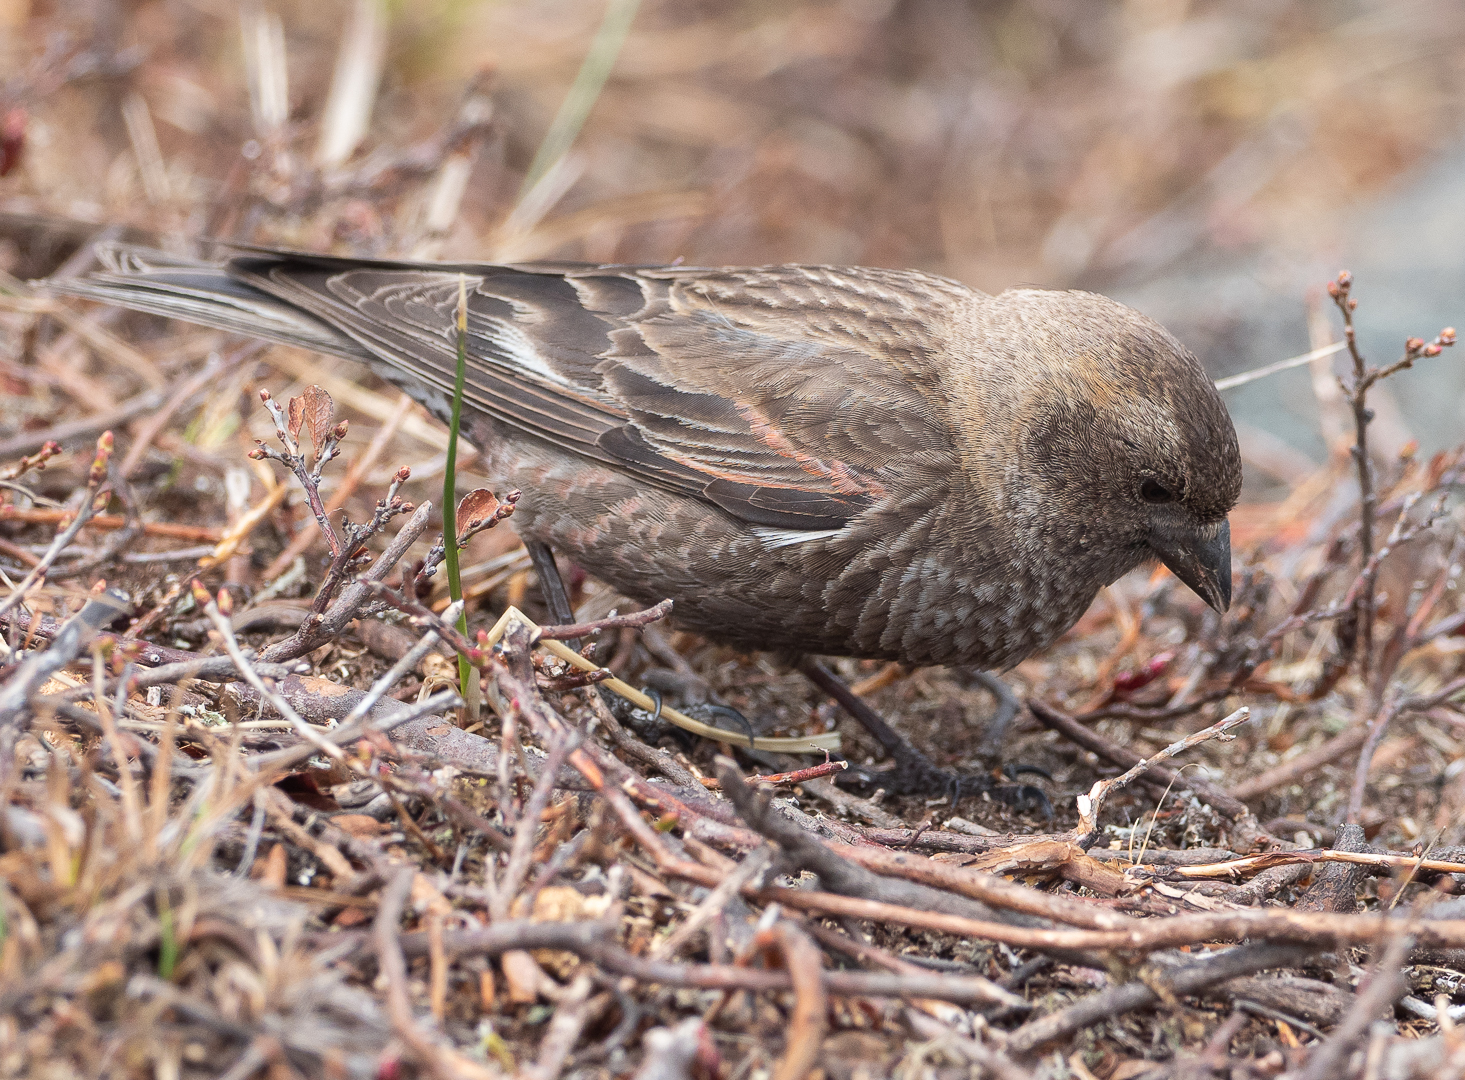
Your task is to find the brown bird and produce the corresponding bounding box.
[50,244,1241,800]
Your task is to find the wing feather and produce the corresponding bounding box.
[66,245,971,534]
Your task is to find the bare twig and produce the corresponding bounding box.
[650,847,774,960]
[1295,933,1413,1080]
[0,588,131,731]
[259,499,434,664]
[522,974,595,1080]
[0,439,61,482]
[1071,706,1249,843]
[1027,699,1257,827]
[258,389,416,579]
[194,582,344,761]
[533,598,674,641]
[697,759,848,789]
[767,921,827,1080]
[0,506,225,542]
[405,921,1032,1005]
[0,431,113,621]
[1005,943,1315,1057]
[375,867,497,1080]
[1328,269,1455,684]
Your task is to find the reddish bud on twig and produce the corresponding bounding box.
[217,588,234,616]
[88,432,114,485]
[259,388,272,402]
[456,489,501,541]
[1337,270,1352,287]
[190,579,211,607]
[1442,327,1457,345]
[331,420,349,440]
[1348,298,1358,311]
[1424,344,1442,357]
[1406,337,1425,352]
[0,440,64,482]
[395,466,411,483]
[1327,281,1340,298]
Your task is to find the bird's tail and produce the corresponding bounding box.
[40,243,369,361]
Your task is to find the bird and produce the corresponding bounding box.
[48,243,1242,800]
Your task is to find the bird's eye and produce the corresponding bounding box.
[1140,479,1177,504]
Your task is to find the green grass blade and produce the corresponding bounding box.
[517,0,641,201]
[445,274,478,720]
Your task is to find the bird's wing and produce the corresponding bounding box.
[588,264,971,530]
[71,247,970,533]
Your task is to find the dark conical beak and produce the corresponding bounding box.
[1150,519,1232,612]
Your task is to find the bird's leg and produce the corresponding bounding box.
[799,658,917,762]
[525,537,588,667]
[969,672,1051,783]
[525,538,576,626]
[529,540,744,750]
[971,670,1022,758]
[798,657,1050,816]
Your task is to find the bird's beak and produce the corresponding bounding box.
[1150,519,1232,612]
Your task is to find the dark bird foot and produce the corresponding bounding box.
[836,750,1053,817]
[623,691,763,754]
[800,658,1053,817]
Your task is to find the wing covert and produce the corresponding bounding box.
[227,255,967,532]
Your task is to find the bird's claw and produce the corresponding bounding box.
[698,703,758,748]
[942,771,1052,818]
[1001,762,1052,782]
[629,692,760,750]
[990,782,1053,817]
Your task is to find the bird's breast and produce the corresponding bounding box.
[482,435,1118,668]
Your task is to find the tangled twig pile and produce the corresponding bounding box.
[2,2,1465,1072]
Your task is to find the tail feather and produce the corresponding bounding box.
[41,243,370,361]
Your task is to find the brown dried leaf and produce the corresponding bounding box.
[257,842,288,887]
[410,872,453,918]
[330,814,389,837]
[286,395,305,441]
[501,950,548,1003]
[456,487,502,543]
[300,384,335,453]
[1110,1060,1161,1080]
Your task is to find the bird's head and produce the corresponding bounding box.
[962,289,1243,611]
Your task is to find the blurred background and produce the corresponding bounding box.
[3,0,1464,499]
